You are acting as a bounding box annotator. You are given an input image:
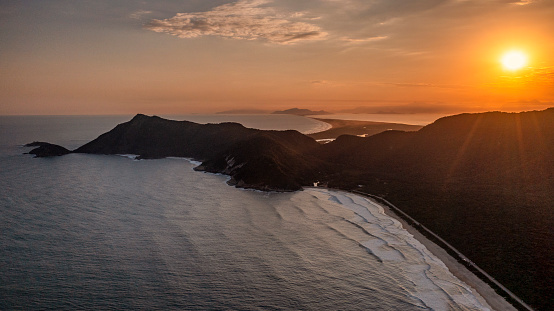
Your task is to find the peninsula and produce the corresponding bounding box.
[27,108,554,310]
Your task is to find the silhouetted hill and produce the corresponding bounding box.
[75,114,249,159]
[318,108,554,310]
[198,131,324,191]
[25,142,71,157]
[322,109,554,186]
[73,114,321,191]
[272,108,331,116]
[28,109,554,309]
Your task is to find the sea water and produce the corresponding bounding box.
[309,113,444,125]
[0,115,489,310]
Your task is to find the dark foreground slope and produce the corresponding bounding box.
[318,108,554,310]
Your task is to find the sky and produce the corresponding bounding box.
[1,0,554,115]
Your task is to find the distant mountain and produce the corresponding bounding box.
[272,108,332,116]
[216,109,270,114]
[28,108,554,309]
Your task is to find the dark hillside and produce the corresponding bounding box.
[74,114,260,159]
[31,109,554,309]
[74,114,322,190]
[199,131,324,191]
[320,109,554,310]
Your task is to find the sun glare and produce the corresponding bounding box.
[500,50,527,71]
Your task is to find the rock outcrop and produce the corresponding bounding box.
[26,142,71,157]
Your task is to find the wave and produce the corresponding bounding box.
[305,188,490,311]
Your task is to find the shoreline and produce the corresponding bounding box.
[310,187,516,311]
[306,117,423,140]
[305,119,521,310]
[378,199,516,311]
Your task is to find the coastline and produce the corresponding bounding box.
[306,118,519,310]
[314,186,517,311]
[376,197,516,311]
[307,117,422,140]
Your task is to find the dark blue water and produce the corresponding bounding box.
[0,116,489,310]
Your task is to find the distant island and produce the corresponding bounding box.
[214,107,332,116]
[272,108,332,116]
[26,108,554,310]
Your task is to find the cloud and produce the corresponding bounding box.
[144,0,327,44]
[510,0,535,5]
[309,80,342,87]
[496,66,554,88]
[339,102,463,114]
[129,10,153,20]
[509,99,554,106]
[341,36,388,44]
[383,82,464,89]
[528,66,554,86]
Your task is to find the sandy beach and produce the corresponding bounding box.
[308,119,517,310]
[307,118,423,140]
[318,187,517,310]
[378,200,517,311]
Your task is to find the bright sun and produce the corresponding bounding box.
[501,50,528,71]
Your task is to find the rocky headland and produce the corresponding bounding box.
[26,108,554,309]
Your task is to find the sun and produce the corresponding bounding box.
[500,50,528,71]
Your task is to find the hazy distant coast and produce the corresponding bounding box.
[308,118,422,140]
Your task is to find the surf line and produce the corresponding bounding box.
[348,189,534,311]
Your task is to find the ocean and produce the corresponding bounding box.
[308,113,444,125]
[1,115,489,310]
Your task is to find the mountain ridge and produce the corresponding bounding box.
[272,108,332,116]
[26,108,554,309]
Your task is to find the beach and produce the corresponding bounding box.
[307,117,516,310]
[307,186,516,311]
[0,115,527,310]
[308,118,423,140]
[378,198,516,311]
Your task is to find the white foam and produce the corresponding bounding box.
[306,188,490,311]
[117,154,139,160]
[166,157,203,166]
[301,120,333,134]
[316,138,335,144]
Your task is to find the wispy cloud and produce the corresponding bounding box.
[341,36,388,44]
[383,82,464,89]
[510,0,535,5]
[496,66,554,88]
[144,0,327,44]
[129,10,152,20]
[529,66,554,86]
[509,99,554,106]
[339,102,462,114]
[310,80,329,85]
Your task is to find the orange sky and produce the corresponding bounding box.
[1,0,553,115]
